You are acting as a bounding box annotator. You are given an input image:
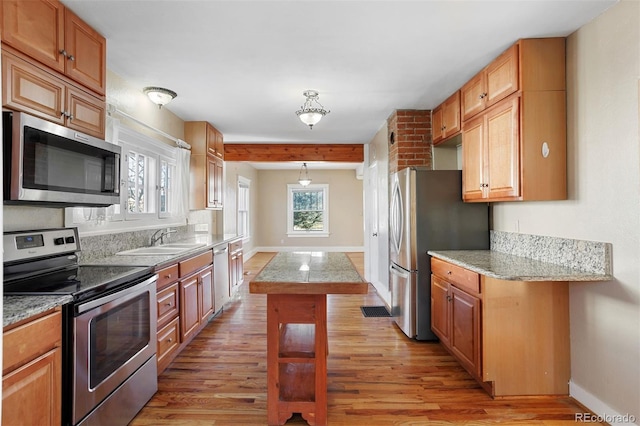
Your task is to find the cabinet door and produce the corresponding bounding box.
[442,91,461,138]
[64,8,106,95]
[2,50,65,125]
[180,275,200,342]
[461,114,486,201]
[66,86,106,138]
[214,129,225,159]
[156,316,180,374]
[485,44,519,108]
[1,0,65,74]
[212,156,224,209]
[432,106,443,145]
[199,266,214,322]
[430,276,450,346]
[460,72,485,121]
[486,97,520,200]
[2,348,62,426]
[157,282,179,329]
[206,156,217,209]
[450,286,481,378]
[206,123,218,157]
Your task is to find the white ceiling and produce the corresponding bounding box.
[64,0,616,149]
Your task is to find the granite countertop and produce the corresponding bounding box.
[3,233,241,328]
[3,295,73,328]
[82,233,239,268]
[428,250,613,282]
[249,252,369,295]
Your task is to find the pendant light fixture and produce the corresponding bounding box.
[143,86,177,109]
[298,163,312,186]
[296,90,330,129]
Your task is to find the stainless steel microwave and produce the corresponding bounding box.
[3,111,121,207]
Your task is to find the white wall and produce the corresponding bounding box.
[493,1,639,421]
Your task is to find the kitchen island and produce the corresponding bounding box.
[249,252,368,426]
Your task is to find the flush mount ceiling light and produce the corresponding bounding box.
[296,90,330,129]
[143,86,177,109]
[298,163,312,186]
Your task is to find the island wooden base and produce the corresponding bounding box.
[267,294,327,426]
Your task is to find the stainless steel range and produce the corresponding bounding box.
[3,228,158,426]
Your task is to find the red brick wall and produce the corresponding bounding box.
[387,109,432,174]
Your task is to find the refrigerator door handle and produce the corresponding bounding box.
[390,179,403,254]
[389,263,410,279]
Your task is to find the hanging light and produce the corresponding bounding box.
[143,86,177,109]
[295,90,330,129]
[298,163,312,186]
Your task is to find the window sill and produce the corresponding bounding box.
[287,232,330,238]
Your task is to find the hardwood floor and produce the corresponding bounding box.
[131,252,600,425]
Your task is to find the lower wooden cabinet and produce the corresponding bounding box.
[229,238,244,296]
[155,249,214,375]
[431,257,570,397]
[2,309,62,426]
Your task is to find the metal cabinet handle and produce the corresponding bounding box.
[447,271,452,275]
[59,49,67,57]
[68,54,75,61]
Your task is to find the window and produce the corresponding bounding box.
[65,121,188,232]
[238,177,251,240]
[287,184,329,237]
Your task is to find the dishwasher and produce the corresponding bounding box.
[213,243,230,312]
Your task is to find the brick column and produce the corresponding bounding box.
[387,109,432,174]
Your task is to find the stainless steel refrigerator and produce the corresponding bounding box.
[390,168,489,340]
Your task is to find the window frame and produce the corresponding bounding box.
[237,176,251,242]
[286,183,330,237]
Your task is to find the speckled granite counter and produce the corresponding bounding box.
[3,295,72,328]
[250,252,369,294]
[4,233,240,328]
[428,250,613,281]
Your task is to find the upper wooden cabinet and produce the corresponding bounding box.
[2,48,106,138]
[186,121,225,210]
[433,90,461,145]
[461,38,567,202]
[1,0,107,95]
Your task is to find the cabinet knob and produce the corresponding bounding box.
[447,271,452,275]
[165,274,172,279]
[446,295,452,302]
[164,302,172,307]
[167,338,173,343]
[59,49,67,57]
[67,54,75,61]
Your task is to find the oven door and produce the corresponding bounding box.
[72,275,157,425]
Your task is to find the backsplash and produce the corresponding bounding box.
[79,225,193,263]
[490,231,612,275]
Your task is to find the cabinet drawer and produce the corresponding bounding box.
[179,250,213,277]
[156,264,179,289]
[229,239,242,253]
[157,282,179,328]
[431,257,480,294]
[3,310,61,374]
[156,317,180,366]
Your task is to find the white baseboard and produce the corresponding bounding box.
[570,381,639,425]
[254,246,365,253]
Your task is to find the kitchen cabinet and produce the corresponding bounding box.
[432,90,461,145]
[185,121,225,210]
[461,44,518,122]
[179,250,214,343]
[229,238,244,296]
[1,0,107,95]
[461,38,567,202]
[155,249,214,375]
[2,308,62,426]
[2,48,106,138]
[430,257,570,397]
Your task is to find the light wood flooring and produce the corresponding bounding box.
[131,252,600,425]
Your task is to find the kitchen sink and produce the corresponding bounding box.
[116,242,207,256]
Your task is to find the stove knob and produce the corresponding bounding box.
[65,236,75,244]
[54,237,65,245]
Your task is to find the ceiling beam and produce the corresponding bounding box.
[223,144,364,162]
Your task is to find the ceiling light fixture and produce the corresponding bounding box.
[296,90,330,129]
[143,86,177,109]
[298,163,312,186]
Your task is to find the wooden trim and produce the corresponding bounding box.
[223,143,364,162]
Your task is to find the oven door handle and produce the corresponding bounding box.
[76,274,158,314]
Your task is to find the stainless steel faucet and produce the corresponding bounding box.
[150,228,177,246]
